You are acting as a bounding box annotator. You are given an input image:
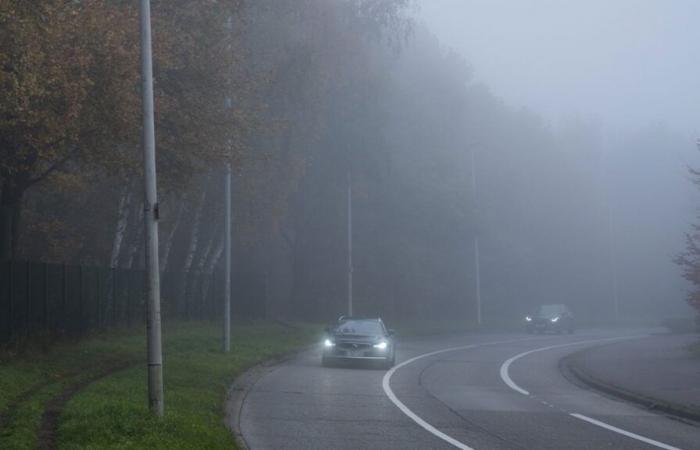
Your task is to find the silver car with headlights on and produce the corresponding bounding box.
[525,304,575,334]
[322,317,396,369]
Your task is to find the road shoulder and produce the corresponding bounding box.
[224,346,315,450]
[561,333,700,424]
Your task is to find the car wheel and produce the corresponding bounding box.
[383,351,396,370]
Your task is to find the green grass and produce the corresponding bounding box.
[0,321,320,449]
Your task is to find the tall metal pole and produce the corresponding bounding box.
[139,0,163,417]
[471,148,482,326]
[223,164,231,352]
[601,139,619,322]
[606,194,619,320]
[347,171,353,317]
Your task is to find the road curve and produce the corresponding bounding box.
[237,330,700,450]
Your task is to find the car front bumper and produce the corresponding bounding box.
[323,345,392,360]
[527,320,562,331]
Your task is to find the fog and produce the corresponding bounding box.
[3,0,699,338]
[416,0,700,319]
[418,0,700,134]
[6,2,700,443]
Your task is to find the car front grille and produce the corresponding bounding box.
[337,342,372,350]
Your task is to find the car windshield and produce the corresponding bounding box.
[535,305,566,316]
[334,320,383,336]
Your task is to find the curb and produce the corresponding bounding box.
[224,345,317,450]
[560,348,700,425]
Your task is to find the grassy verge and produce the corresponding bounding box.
[0,321,320,449]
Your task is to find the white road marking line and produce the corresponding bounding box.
[499,336,684,450]
[382,337,543,450]
[383,344,478,450]
[570,413,682,450]
[499,337,636,396]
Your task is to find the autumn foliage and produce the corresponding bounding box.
[0,0,249,260]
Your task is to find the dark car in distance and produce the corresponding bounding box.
[525,304,575,334]
[322,317,396,369]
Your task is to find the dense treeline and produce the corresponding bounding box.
[1,0,687,324]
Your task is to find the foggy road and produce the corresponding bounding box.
[237,331,699,450]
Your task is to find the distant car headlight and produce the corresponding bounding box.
[373,341,388,350]
[525,316,532,322]
[550,317,559,323]
[323,338,335,347]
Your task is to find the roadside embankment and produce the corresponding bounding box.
[562,333,700,423]
[0,321,319,449]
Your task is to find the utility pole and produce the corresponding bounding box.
[223,163,231,352]
[601,138,619,322]
[222,18,233,352]
[607,203,619,320]
[471,148,482,326]
[347,171,353,317]
[139,0,163,417]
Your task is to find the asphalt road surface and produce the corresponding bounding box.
[238,330,700,450]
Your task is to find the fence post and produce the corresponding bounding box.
[8,261,13,340]
[96,267,101,329]
[62,263,67,334]
[26,261,31,337]
[43,262,49,337]
[112,268,117,327]
[210,271,215,319]
[78,265,83,334]
[125,270,131,327]
[199,273,205,319]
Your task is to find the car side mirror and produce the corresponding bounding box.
[388,329,395,336]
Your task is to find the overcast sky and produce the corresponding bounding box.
[415,0,700,136]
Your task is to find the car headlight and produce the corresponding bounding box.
[373,341,388,350]
[323,338,335,347]
[550,317,559,323]
[525,316,532,322]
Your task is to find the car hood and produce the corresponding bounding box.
[532,314,561,320]
[331,334,384,343]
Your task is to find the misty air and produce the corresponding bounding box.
[1,1,699,449]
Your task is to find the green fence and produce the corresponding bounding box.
[0,261,227,343]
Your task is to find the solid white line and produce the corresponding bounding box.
[383,344,478,450]
[499,337,636,397]
[382,337,542,449]
[499,336,683,450]
[570,413,682,450]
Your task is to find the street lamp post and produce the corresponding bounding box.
[139,0,164,416]
[347,171,353,317]
[470,147,482,327]
[223,163,231,352]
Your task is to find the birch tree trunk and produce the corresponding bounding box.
[160,198,185,273]
[110,186,132,268]
[179,186,208,316]
[125,206,144,269]
[193,223,218,316]
[201,232,225,316]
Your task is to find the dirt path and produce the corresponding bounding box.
[37,360,137,450]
